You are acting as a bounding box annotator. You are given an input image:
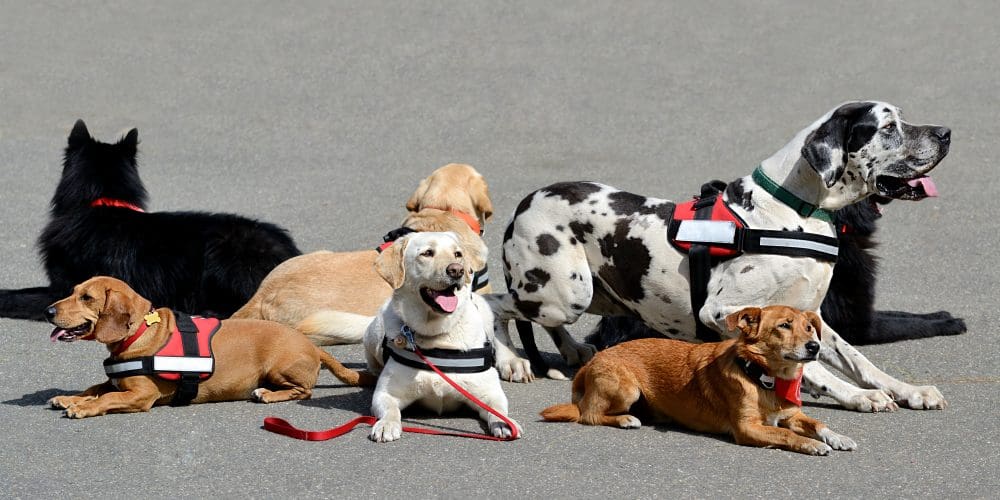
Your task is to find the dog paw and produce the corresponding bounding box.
[251,388,268,402]
[558,340,597,366]
[893,385,947,410]
[63,406,93,419]
[819,428,857,451]
[369,419,402,443]
[49,396,71,409]
[617,415,642,429]
[801,442,833,456]
[497,356,534,383]
[845,389,898,412]
[490,417,522,439]
[545,368,570,381]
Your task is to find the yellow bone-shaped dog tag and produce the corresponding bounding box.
[144,310,161,326]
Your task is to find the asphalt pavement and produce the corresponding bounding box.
[1,1,997,498]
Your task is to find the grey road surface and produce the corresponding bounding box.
[1,1,997,498]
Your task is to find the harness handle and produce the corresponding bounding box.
[263,346,519,442]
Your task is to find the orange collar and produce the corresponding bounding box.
[425,207,482,235]
[91,197,145,213]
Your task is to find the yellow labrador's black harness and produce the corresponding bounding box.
[382,325,494,373]
[667,170,840,342]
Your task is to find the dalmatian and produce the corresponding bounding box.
[486,101,951,413]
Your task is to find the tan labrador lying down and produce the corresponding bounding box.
[232,163,494,346]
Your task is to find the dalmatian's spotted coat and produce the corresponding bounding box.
[487,101,951,413]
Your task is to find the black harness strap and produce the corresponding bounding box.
[171,312,202,406]
[381,335,495,374]
[689,181,727,342]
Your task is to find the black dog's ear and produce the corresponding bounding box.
[68,119,90,147]
[800,102,875,187]
[119,128,139,153]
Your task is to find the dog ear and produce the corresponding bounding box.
[800,102,876,187]
[375,237,408,289]
[68,119,90,147]
[119,128,139,153]
[405,178,430,213]
[725,307,761,339]
[93,289,133,344]
[469,174,494,225]
[804,310,823,340]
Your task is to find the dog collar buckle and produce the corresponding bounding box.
[399,325,417,350]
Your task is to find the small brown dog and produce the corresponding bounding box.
[541,305,857,455]
[232,163,493,345]
[46,276,373,418]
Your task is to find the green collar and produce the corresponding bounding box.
[751,166,834,223]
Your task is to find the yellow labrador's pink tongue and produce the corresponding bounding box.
[909,176,937,197]
[430,289,459,313]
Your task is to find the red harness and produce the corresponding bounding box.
[668,195,746,258]
[103,312,221,405]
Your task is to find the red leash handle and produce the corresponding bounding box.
[263,346,519,442]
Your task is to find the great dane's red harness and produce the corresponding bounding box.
[666,178,839,342]
[103,311,221,406]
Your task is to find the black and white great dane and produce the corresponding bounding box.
[487,101,950,412]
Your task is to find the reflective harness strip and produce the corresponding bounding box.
[667,181,839,342]
[102,312,221,406]
[381,326,494,373]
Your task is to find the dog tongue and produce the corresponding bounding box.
[909,176,938,198]
[50,328,68,342]
[430,289,459,313]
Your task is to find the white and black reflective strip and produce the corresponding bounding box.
[104,356,214,378]
[471,265,490,292]
[672,221,838,262]
[740,229,838,262]
[381,336,494,373]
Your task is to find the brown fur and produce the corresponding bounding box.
[231,164,493,344]
[541,305,856,455]
[47,277,375,418]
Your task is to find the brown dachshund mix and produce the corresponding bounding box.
[46,276,374,418]
[541,305,857,455]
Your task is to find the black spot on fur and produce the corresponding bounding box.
[569,237,577,245]
[607,191,675,221]
[555,225,564,232]
[513,194,533,217]
[536,234,560,256]
[569,272,577,280]
[569,221,594,244]
[543,182,603,205]
[571,303,586,310]
[725,178,754,211]
[515,299,542,320]
[740,265,754,274]
[596,220,652,302]
[503,221,515,243]
[522,267,551,294]
[715,288,723,296]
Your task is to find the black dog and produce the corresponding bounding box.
[585,199,967,352]
[0,120,301,321]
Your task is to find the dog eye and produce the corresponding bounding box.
[80,294,93,302]
[779,322,791,329]
[454,251,463,258]
[421,249,435,257]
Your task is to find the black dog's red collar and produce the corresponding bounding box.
[91,197,145,213]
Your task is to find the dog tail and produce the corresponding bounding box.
[0,287,63,321]
[296,310,373,345]
[316,348,378,387]
[539,403,581,423]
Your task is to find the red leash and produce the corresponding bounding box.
[263,346,519,442]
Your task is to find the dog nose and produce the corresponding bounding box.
[446,263,465,280]
[44,306,57,321]
[932,126,951,145]
[805,341,821,355]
